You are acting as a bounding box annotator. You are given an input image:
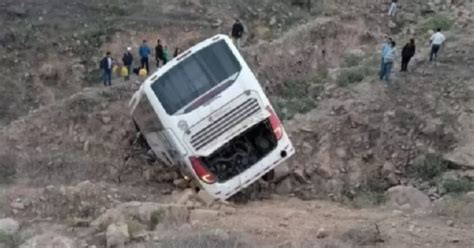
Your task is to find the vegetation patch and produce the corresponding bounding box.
[149,209,165,230]
[0,154,16,185]
[409,154,447,180]
[272,72,326,120]
[419,14,455,34]
[343,53,364,67]
[342,176,388,209]
[0,231,21,248]
[337,67,367,87]
[443,178,474,194]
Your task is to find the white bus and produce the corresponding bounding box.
[129,34,295,200]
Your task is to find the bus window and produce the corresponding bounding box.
[133,96,163,133]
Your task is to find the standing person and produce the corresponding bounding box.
[122,47,133,81]
[155,39,164,67]
[231,19,244,48]
[139,40,151,73]
[430,28,446,62]
[380,41,397,83]
[401,39,416,72]
[173,47,182,58]
[100,51,113,86]
[380,36,393,78]
[388,0,398,17]
[163,46,170,65]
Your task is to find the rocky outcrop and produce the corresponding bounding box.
[91,202,189,231]
[0,218,20,236]
[19,233,76,248]
[386,186,432,211]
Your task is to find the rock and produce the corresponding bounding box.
[0,218,20,235]
[386,186,432,211]
[465,191,474,200]
[388,20,397,28]
[101,116,112,124]
[83,140,90,152]
[382,162,396,176]
[106,223,130,248]
[189,209,219,224]
[38,64,58,80]
[301,142,313,155]
[444,141,474,169]
[172,179,189,189]
[269,16,277,26]
[91,202,189,231]
[273,164,290,182]
[293,169,308,184]
[10,199,25,210]
[219,205,237,216]
[340,223,383,246]
[173,189,196,205]
[275,177,293,195]
[447,220,455,227]
[196,190,216,207]
[6,6,27,17]
[19,233,76,248]
[211,19,223,28]
[335,147,347,159]
[316,227,328,239]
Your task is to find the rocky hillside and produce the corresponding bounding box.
[1,0,474,247]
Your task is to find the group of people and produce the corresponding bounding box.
[379,28,446,84]
[99,19,246,87]
[99,39,182,86]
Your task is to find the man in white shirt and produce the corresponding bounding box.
[430,28,446,62]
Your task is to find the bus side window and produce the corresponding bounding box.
[133,96,163,133]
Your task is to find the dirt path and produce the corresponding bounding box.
[196,197,474,247]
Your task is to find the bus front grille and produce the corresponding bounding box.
[190,98,261,151]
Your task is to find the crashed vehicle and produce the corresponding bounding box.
[129,34,295,200]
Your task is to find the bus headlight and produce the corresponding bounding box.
[178,120,189,131]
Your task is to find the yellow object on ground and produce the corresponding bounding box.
[120,67,128,77]
[139,68,148,77]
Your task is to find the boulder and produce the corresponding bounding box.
[0,218,19,235]
[91,202,189,231]
[275,177,293,195]
[19,233,76,248]
[386,186,432,211]
[444,142,474,169]
[340,223,383,246]
[106,223,130,248]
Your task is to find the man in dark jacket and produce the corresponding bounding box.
[100,51,113,86]
[231,19,244,48]
[122,47,133,80]
[155,39,164,67]
[401,39,416,72]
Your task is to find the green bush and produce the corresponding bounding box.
[0,154,16,185]
[443,179,474,194]
[0,231,21,247]
[337,67,366,87]
[343,54,364,67]
[149,209,165,230]
[419,14,455,33]
[410,154,447,180]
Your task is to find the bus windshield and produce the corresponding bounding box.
[151,40,242,115]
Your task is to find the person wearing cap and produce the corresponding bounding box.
[122,47,133,81]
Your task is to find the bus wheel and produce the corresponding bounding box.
[262,169,275,182]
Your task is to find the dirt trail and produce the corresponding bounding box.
[205,197,474,248]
